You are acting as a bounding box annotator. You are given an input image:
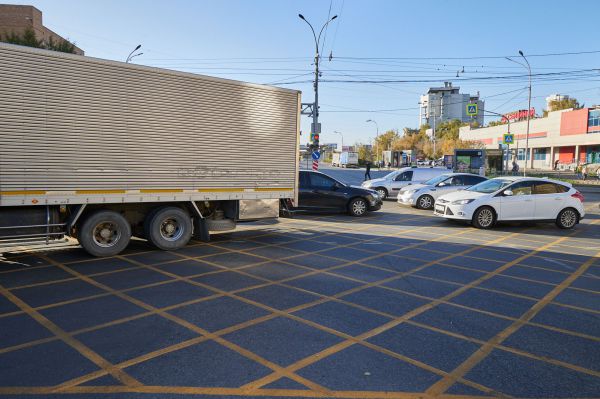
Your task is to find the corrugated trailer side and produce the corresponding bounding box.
[0,43,301,256]
[0,42,299,206]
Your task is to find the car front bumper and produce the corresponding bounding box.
[397,192,417,206]
[433,202,474,221]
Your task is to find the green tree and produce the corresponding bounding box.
[1,28,77,54]
[373,129,400,154]
[356,143,373,164]
[543,97,581,116]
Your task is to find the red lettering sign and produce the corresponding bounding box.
[501,108,535,122]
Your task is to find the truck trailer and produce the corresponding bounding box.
[0,43,300,256]
[331,151,359,168]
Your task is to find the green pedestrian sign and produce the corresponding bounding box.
[466,103,478,116]
[503,133,515,144]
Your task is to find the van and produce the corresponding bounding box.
[361,167,449,199]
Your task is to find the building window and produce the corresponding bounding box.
[589,110,600,132]
[517,149,530,161]
[533,148,547,160]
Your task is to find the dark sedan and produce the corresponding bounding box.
[294,170,382,216]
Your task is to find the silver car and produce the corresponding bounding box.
[397,173,488,209]
[362,167,449,199]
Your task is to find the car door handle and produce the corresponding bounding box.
[554,198,563,201]
[524,199,533,202]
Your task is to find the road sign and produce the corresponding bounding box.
[466,103,478,116]
[312,160,319,171]
[311,122,321,134]
[503,133,515,144]
[311,151,321,160]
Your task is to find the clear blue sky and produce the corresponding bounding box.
[6,0,600,147]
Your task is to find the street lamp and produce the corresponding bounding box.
[506,51,532,176]
[366,119,379,165]
[298,13,338,167]
[126,44,142,63]
[333,130,344,151]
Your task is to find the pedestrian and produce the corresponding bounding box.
[554,159,559,170]
[576,163,582,179]
[511,161,519,176]
[364,161,372,181]
[582,164,588,181]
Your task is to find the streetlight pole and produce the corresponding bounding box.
[333,130,344,151]
[126,44,142,63]
[506,52,532,176]
[366,119,379,166]
[298,14,337,170]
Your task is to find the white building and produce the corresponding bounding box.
[459,107,600,170]
[419,82,484,127]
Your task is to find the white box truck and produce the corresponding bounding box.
[331,151,358,168]
[0,43,300,256]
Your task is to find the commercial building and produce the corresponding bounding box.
[0,4,84,55]
[419,82,484,127]
[459,107,600,170]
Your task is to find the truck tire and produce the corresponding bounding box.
[206,218,236,232]
[78,210,131,257]
[145,207,192,250]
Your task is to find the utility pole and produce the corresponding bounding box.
[506,52,532,176]
[298,14,337,170]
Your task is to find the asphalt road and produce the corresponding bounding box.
[0,169,599,399]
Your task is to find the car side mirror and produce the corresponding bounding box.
[438,182,446,187]
[332,182,341,190]
[504,190,513,196]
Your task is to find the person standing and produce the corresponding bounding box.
[582,164,588,181]
[364,161,372,181]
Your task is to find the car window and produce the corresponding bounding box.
[299,172,310,189]
[533,182,562,194]
[508,181,534,195]
[424,174,450,185]
[449,175,464,186]
[554,184,570,193]
[395,171,413,181]
[463,175,486,186]
[309,173,336,189]
[467,179,511,193]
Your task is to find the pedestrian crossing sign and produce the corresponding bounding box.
[466,103,478,116]
[503,133,514,144]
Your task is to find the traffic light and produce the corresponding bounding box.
[313,134,319,142]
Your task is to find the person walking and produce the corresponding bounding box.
[582,164,588,181]
[364,161,372,181]
[576,163,582,179]
[511,161,519,176]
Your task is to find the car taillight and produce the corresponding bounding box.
[571,191,584,203]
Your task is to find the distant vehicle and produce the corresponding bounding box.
[434,177,585,229]
[361,167,448,199]
[398,173,487,209]
[332,151,359,168]
[296,171,382,216]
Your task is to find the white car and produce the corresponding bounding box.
[362,167,449,199]
[398,173,487,209]
[433,177,585,229]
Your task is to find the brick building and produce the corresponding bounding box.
[0,4,84,54]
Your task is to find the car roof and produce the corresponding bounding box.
[489,176,571,186]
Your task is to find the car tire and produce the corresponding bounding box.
[145,206,192,250]
[472,206,496,229]
[375,187,388,200]
[416,194,434,210]
[348,198,368,217]
[78,210,131,257]
[556,208,578,229]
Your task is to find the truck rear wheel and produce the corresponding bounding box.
[145,207,192,250]
[78,210,131,257]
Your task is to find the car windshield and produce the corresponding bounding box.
[424,174,451,185]
[467,179,512,193]
[384,171,399,179]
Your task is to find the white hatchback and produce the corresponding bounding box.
[433,177,585,229]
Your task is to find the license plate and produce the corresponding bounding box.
[435,204,445,213]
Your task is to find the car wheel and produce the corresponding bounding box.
[472,206,495,229]
[417,194,434,210]
[348,198,368,217]
[375,187,388,200]
[78,210,131,257]
[145,206,192,250]
[556,208,578,229]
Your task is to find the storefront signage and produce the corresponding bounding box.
[501,108,535,122]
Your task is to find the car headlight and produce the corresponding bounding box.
[451,199,475,205]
